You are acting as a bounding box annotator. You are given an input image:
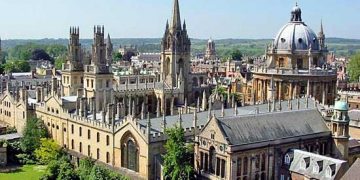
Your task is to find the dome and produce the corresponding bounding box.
[334,101,348,111]
[273,22,319,51]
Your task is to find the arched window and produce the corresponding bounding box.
[97,132,100,142]
[284,154,291,165]
[79,127,82,137]
[88,145,91,156]
[71,139,74,149]
[209,146,216,174]
[243,157,248,175]
[121,134,139,172]
[79,142,82,153]
[106,135,110,146]
[106,152,110,163]
[97,148,100,160]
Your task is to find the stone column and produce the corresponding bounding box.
[289,82,293,100]
[322,82,326,105]
[156,98,160,117]
[293,82,298,99]
[307,79,311,97]
[313,83,317,100]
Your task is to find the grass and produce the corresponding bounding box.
[0,164,46,180]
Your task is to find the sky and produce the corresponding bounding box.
[0,0,359,39]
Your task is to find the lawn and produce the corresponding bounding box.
[0,165,46,180]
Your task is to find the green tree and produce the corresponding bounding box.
[231,49,243,61]
[3,60,30,73]
[34,138,62,164]
[54,55,66,70]
[348,53,360,82]
[163,125,195,180]
[41,156,78,180]
[113,52,123,62]
[77,157,94,180]
[20,117,48,154]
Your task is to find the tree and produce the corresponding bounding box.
[3,60,30,73]
[77,157,94,180]
[348,53,360,82]
[163,125,195,180]
[113,52,123,62]
[20,117,48,154]
[31,49,52,61]
[231,49,243,61]
[41,156,78,180]
[34,138,62,164]
[54,55,66,70]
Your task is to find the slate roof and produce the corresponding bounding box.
[217,109,331,145]
[137,97,319,136]
[289,149,347,180]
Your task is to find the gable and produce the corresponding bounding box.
[198,116,229,145]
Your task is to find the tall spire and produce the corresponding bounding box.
[320,19,324,35]
[172,0,182,30]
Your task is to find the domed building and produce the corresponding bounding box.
[251,4,337,105]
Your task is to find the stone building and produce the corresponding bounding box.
[251,4,337,105]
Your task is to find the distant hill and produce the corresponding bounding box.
[2,37,360,57]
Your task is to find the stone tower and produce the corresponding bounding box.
[62,27,84,96]
[160,0,191,102]
[331,100,350,160]
[83,26,113,112]
[318,20,326,50]
[205,38,216,60]
[106,34,113,65]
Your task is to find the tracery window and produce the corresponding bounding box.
[209,146,216,174]
[121,135,139,172]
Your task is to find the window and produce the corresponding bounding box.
[237,158,242,176]
[106,80,109,88]
[79,127,82,137]
[97,132,100,142]
[71,139,74,149]
[106,135,110,146]
[121,138,139,172]
[211,133,215,140]
[88,145,91,156]
[91,80,94,88]
[79,142,82,153]
[261,154,266,171]
[255,155,260,169]
[106,152,110,163]
[284,154,291,165]
[279,58,284,68]
[63,128,66,132]
[71,124,74,134]
[280,174,285,180]
[209,146,216,174]
[86,79,89,87]
[88,129,91,139]
[243,157,248,175]
[97,148,100,159]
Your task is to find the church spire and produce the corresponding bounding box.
[172,0,182,30]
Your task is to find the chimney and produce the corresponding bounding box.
[81,97,87,117]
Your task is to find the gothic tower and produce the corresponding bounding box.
[160,0,191,101]
[106,34,113,65]
[83,26,113,112]
[62,27,84,96]
[331,101,350,160]
[205,38,216,60]
[318,20,326,50]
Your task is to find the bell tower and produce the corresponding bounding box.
[83,26,113,112]
[62,27,84,96]
[160,0,191,96]
[331,100,350,160]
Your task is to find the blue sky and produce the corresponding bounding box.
[0,0,359,39]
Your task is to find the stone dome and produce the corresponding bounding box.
[273,22,319,51]
[272,4,320,52]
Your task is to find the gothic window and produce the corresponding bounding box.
[121,134,139,172]
[297,59,303,69]
[79,142,82,153]
[261,154,266,171]
[255,154,260,169]
[86,79,89,87]
[71,124,74,134]
[106,135,110,146]
[79,127,82,137]
[221,159,226,178]
[204,153,208,172]
[106,80,110,88]
[88,129,91,139]
[209,146,216,174]
[261,173,266,180]
[216,157,220,176]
